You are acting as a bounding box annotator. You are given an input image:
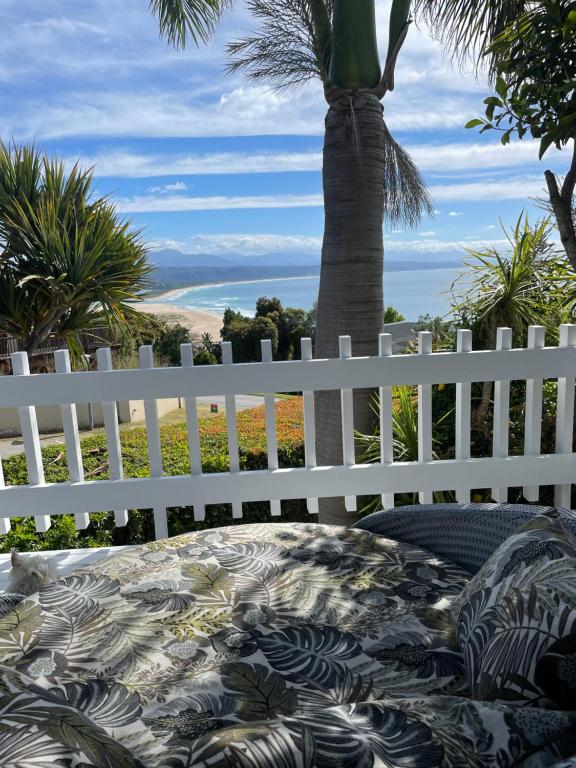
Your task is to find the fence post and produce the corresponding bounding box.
[54,349,90,531]
[339,336,357,513]
[11,352,51,532]
[222,342,242,519]
[418,332,434,504]
[0,450,8,535]
[301,338,318,515]
[180,344,205,522]
[96,347,128,528]
[379,334,394,510]
[555,324,576,507]
[492,328,513,503]
[140,346,168,540]
[455,330,472,503]
[261,340,281,517]
[523,326,546,502]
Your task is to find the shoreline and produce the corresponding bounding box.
[148,265,460,305]
[150,274,320,304]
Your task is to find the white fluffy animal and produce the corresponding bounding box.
[8,550,56,595]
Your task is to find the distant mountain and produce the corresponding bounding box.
[149,249,232,268]
[150,265,321,293]
[149,248,320,269]
[149,247,462,271]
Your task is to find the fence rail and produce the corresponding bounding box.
[0,325,575,540]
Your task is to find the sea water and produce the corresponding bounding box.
[161,268,460,320]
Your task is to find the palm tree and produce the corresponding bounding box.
[0,143,152,358]
[149,0,432,524]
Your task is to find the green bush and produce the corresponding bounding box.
[1,400,307,552]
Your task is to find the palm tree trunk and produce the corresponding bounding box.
[314,91,385,526]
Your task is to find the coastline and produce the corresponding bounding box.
[139,301,223,339]
[150,274,319,303]
[141,275,320,336]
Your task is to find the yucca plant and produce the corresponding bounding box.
[359,386,454,513]
[149,0,432,524]
[451,214,575,423]
[451,215,574,347]
[0,143,153,359]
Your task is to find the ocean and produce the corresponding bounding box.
[161,267,460,320]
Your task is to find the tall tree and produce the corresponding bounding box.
[463,2,576,271]
[0,143,152,358]
[149,0,431,524]
[415,0,576,257]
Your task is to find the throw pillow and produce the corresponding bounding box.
[455,509,576,708]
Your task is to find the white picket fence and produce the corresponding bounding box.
[0,325,575,540]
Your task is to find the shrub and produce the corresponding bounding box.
[153,322,191,365]
[1,399,306,552]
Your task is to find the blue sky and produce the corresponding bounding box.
[0,0,568,263]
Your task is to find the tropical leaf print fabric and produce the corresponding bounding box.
[455,510,576,708]
[0,522,575,766]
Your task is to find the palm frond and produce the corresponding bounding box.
[382,122,433,228]
[149,0,231,48]
[226,0,332,90]
[413,0,529,74]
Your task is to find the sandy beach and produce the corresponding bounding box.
[141,289,223,339]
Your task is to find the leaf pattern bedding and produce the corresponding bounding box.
[0,522,574,767]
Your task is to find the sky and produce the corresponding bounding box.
[0,0,568,263]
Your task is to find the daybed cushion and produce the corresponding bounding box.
[354,503,576,574]
[0,523,575,767]
[455,510,576,708]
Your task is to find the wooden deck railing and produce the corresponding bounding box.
[0,325,574,539]
[0,327,117,361]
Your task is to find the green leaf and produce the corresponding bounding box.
[539,132,557,159]
[495,76,508,100]
[465,118,484,129]
[221,662,297,721]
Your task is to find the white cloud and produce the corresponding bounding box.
[430,176,547,202]
[116,173,546,213]
[449,211,463,217]
[410,140,565,173]
[24,17,105,35]
[67,138,568,183]
[184,233,323,256]
[147,181,188,194]
[0,0,489,140]
[386,238,508,254]
[117,192,324,213]
[74,149,323,178]
[143,232,510,259]
[419,231,436,237]
[148,238,188,251]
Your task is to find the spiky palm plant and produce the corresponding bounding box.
[451,214,574,422]
[149,0,432,524]
[0,143,152,358]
